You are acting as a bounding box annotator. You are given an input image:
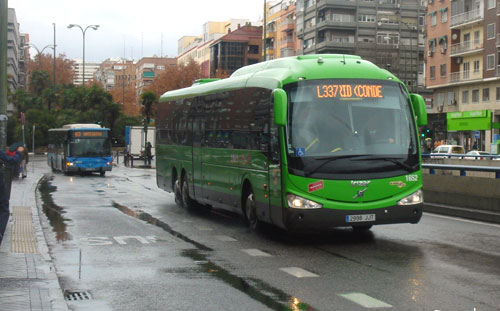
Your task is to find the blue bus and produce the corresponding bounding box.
[47,124,113,176]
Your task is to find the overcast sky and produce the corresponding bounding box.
[10,0,263,63]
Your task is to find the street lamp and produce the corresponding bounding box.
[67,24,99,86]
[24,43,55,68]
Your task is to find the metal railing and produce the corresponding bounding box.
[422,153,500,179]
[450,8,483,27]
[450,40,482,55]
[423,163,500,179]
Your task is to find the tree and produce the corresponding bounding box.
[26,53,75,85]
[29,70,51,97]
[109,84,138,116]
[139,91,157,166]
[146,58,201,99]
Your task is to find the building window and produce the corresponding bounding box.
[248,45,259,54]
[448,92,456,105]
[440,64,446,77]
[462,90,469,104]
[482,88,490,102]
[440,8,448,23]
[487,24,495,39]
[430,66,436,80]
[487,0,496,9]
[472,89,479,103]
[358,14,376,22]
[473,60,480,73]
[486,54,495,70]
[429,11,437,26]
[496,87,500,101]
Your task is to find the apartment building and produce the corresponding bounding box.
[72,59,100,85]
[135,57,177,96]
[95,58,136,91]
[209,25,263,77]
[264,0,298,60]
[178,19,252,78]
[296,0,426,91]
[426,0,500,152]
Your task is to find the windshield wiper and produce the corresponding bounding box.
[354,156,418,172]
[304,154,372,177]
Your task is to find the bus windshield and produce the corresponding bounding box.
[68,137,111,157]
[285,79,418,179]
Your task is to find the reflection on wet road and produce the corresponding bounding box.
[37,161,500,311]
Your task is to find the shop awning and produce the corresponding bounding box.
[447,110,491,131]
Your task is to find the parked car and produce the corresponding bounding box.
[463,150,490,160]
[431,145,465,158]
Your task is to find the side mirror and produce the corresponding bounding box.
[410,94,427,127]
[273,89,287,126]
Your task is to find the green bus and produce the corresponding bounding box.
[156,54,427,232]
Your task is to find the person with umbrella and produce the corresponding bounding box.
[0,144,24,245]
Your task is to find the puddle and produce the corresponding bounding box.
[112,202,314,311]
[38,176,73,241]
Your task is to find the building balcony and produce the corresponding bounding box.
[316,38,356,51]
[280,21,294,32]
[280,38,295,48]
[316,0,357,11]
[449,69,482,83]
[317,17,356,31]
[450,40,483,56]
[450,9,483,28]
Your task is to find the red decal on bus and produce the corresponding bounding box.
[308,180,324,193]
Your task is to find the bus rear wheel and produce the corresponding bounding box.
[244,189,261,231]
[100,171,105,176]
[182,178,196,210]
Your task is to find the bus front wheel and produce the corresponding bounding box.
[244,189,261,231]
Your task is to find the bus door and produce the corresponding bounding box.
[267,118,283,226]
[191,109,204,202]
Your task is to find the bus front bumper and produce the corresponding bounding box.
[282,203,423,231]
[66,165,112,173]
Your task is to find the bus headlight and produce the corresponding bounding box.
[398,190,423,205]
[287,194,322,209]
[66,162,74,166]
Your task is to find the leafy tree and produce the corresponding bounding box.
[29,70,51,97]
[26,53,75,85]
[146,58,201,99]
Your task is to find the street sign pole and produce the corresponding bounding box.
[0,0,8,151]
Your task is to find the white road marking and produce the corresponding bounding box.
[339,293,392,308]
[215,235,237,242]
[424,212,500,228]
[80,237,113,246]
[241,249,272,257]
[279,267,318,278]
[114,236,150,245]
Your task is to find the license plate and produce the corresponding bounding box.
[85,168,95,171]
[346,214,376,223]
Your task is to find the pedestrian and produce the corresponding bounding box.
[21,145,29,178]
[0,145,24,246]
[145,142,152,166]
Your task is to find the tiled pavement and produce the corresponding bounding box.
[0,160,68,311]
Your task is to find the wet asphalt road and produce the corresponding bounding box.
[34,156,500,311]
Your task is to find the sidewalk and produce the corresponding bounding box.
[0,166,67,311]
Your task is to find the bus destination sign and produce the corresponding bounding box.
[316,84,383,99]
[73,131,104,137]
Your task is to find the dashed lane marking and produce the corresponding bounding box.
[339,293,392,308]
[279,267,318,278]
[241,249,272,257]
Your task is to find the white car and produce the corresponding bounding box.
[430,145,465,158]
[463,150,490,160]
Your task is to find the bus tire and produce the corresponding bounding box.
[181,178,196,210]
[100,171,105,176]
[51,160,55,172]
[244,188,261,231]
